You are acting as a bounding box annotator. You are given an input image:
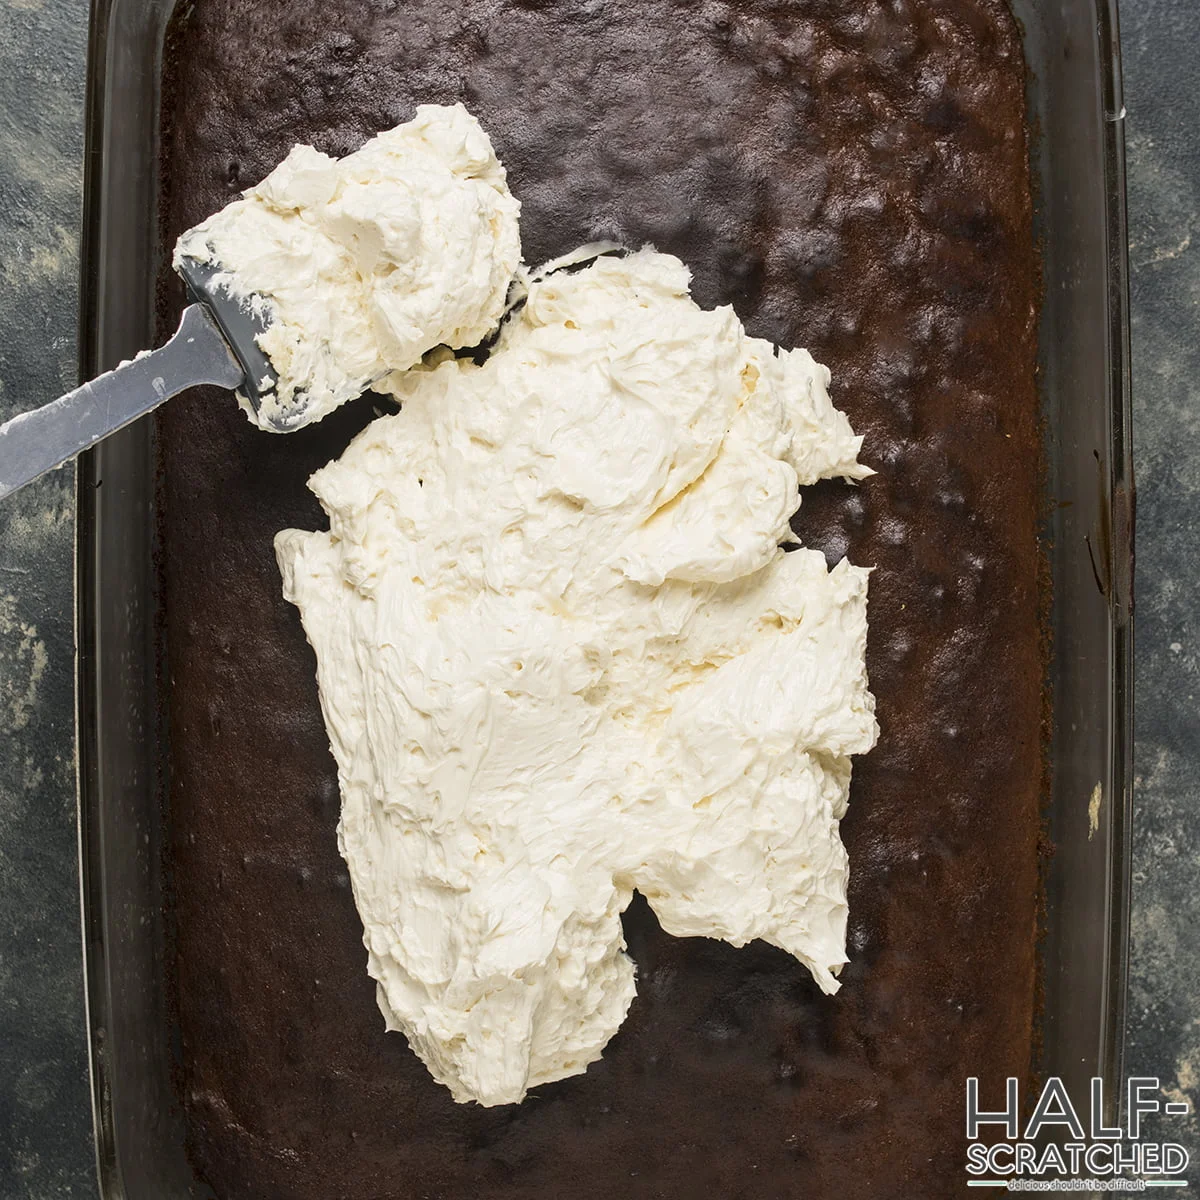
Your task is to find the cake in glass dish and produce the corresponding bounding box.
[156,0,1042,1195]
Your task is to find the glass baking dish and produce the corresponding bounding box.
[75,0,1133,1195]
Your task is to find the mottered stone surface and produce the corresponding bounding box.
[1123,0,1200,1186]
[0,0,92,1196]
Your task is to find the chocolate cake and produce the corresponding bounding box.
[156,1,1042,1196]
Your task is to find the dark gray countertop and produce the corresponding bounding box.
[0,0,92,1195]
[0,0,1196,1195]
[1122,0,1200,1176]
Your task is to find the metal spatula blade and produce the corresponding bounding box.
[174,256,313,433]
[0,262,298,502]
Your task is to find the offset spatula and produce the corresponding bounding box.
[0,259,304,502]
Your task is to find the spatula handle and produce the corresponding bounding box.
[0,304,245,501]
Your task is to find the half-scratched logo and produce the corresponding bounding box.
[966,1077,1192,1191]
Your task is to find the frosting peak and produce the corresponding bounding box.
[174,103,521,429]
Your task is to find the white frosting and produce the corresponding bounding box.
[174,103,521,429]
[275,250,877,1107]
